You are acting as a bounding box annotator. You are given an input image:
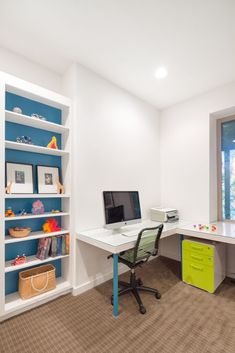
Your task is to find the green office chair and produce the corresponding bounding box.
[109,224,164,314]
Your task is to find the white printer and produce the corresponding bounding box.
[150,207,179,223]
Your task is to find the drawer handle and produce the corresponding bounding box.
[190,264,203,271]
[191,255,203,261]
[191,245,203,251]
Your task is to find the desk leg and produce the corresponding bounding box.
[180,234,184,280]
[113,253,119,317]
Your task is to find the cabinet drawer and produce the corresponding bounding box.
[183,239,214,256]
[182,259,214,293]
[183,249,214,267]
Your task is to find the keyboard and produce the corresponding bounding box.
[121,230,139,237]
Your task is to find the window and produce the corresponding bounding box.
[217,117,235,220]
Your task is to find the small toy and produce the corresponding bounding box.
[32,200,45,215]
[31,113,46,121]
[52,209,60,213]
[47,136,58,149]
[16,136,33,144]
[5,207,15,217]
[13,107,22,114]
[211,225,217,232]
[5,181,13,194]
[43,218,61,233]
[17,209,27,216]
[57,177,65,194]
[11,254,27,266]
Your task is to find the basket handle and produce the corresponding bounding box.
[30,273,49,292]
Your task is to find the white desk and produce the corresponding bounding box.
[77,220,235,317]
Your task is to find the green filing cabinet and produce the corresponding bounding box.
[182,239,226,293]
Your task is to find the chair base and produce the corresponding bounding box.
[111,272,161,314]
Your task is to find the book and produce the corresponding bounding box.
[51,237,57,257]
[57,236,62,256]
[65,234,70,254]
[62,236,66,255]
[36,238,51,260]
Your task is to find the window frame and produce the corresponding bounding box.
[217,115,235,222]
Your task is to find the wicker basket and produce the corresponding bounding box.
[19,264,56,300]
[9,227,31,238]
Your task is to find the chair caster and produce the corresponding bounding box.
[139,305,146,314]
[137,278,143,286]
[155,292,161,300]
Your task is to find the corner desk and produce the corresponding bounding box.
[77,220,235,317]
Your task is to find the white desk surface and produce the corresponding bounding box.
[179,222,235,245]
[77,220,188,253]
[77,220,235,253]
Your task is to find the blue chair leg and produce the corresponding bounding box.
[113,253,119,317]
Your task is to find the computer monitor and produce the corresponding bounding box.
[103,191,142,229]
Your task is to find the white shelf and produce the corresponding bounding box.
[5,211,69,221]
[5,140,69,156]
[5,254,70,273]
[5,229,70,244]
[5,110,69,134]
[5,194,70,199]
[5,278,71,314]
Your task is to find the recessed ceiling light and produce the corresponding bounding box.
[155,66,168,79]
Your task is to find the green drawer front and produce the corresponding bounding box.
[183,239,214,256]
[183,249,214,267]
[182,259,214,293]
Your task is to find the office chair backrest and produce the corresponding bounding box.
[133,224,164,263]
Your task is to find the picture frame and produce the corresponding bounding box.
[37,165,60,194]
[6,162,34,194]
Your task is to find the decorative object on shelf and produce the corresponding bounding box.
[16,135,33,145]
[5,207,15,217]
[43,218,61,233]
[11,254,27,266]
[5,181,13,194]
[16,209,27,216]
[31,113,46,121]
[56,177,65,194]
[47,136,58,149]
[6,162,34,194]
[36,165,59,194]
[36,237,52,260]
[51,209,60,213]
[32,200,45,214]
[13,107,22,114]
[19,264,56,300]
[8,227,31,238]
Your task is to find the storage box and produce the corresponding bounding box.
[182,239,226,293]
[19,264,56,300]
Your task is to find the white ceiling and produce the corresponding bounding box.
[1,0,235,108]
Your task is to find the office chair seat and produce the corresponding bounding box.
[109,225,163,314]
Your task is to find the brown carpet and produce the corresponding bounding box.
[0,257,235,353]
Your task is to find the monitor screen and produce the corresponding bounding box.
[103,191,141,226]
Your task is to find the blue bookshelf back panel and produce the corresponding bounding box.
[5,198,62,216]
[6,122,61,149]
[6,239,38,261]
[5,217,62,235]
[5,92,62,125]
[5,260,62,295]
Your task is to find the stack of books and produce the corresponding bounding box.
[36,234,70,260]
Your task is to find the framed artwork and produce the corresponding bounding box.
[6,162,34,194]
[37,165,60,194]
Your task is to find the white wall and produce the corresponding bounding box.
[160,82,235,274]
[0,47,61,92]
[62,64,161,293]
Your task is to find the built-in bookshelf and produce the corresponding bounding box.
[0,72,73,321]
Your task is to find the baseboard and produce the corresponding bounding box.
[72,264,128,296]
